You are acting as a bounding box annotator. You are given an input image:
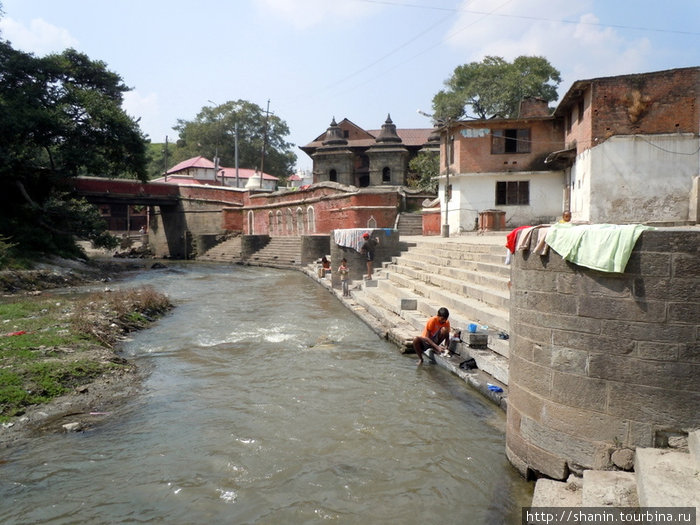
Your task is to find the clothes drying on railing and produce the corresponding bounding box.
[334,228,391,253]
[545,223,653,273]
[505,222,653,273]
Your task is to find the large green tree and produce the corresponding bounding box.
[433,55,561,121]
[0,38,148,258]
[171,99,296,179]
[407,151,439,193]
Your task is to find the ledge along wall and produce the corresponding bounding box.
[506,229,699,480]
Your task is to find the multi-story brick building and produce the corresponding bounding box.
[552,66,700,224]
[436,97,566,233]
[432,67,700,232]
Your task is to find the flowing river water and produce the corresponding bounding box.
[1,263,532,524]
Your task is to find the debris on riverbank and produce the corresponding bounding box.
[0,262,172,449]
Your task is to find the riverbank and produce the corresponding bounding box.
[0,258,172,449]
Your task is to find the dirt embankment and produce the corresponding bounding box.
[0,256,171,449]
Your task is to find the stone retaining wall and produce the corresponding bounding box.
[506,229,699,480]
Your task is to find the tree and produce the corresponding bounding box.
[0,39,148,259]
[407,151,440,193]
[432,55,561,121]
[171,100,297,179]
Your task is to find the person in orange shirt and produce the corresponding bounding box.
[412,307,450,365]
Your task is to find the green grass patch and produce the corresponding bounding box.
[0,287,172,422]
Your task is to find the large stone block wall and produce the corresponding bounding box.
[506,229,699,480]
[148,199,226,258]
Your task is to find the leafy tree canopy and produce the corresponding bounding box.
[0,38,148,259]
[432,55,561,121]
[170,99,297,179]
[407,151,439,193]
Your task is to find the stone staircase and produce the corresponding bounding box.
[395,212,423,236]
[348,233,511,390]
[532,430,699,519]
[198,236,243,263]
[245,236,302,268]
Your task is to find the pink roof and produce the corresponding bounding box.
[289,174,302,181]
[219,167,279,181]
[166,156,215,174]
[164,156,279,182]
[151,175,207,185]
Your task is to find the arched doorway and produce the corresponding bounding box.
[296,207,304,235]
[247,210,254,234]
[307,206,315,233]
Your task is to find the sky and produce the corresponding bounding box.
[2,0,699,172]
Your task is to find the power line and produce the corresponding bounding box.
[352,0,700,37]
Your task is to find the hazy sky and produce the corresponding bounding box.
[2,0,698,171]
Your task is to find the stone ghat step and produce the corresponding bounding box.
[387,263,510,308]
[393,251,511,278]
[407,242,508,263]
[531,430,700,517]
[370,276,510,354]
[377,270,510,331]
[199,238,243,261]
[635,447,700,511]
[246,238,302,266]
[350,281,509,387]
[360,278,509,382]
[369,276,509,331]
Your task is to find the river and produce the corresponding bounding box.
[0,263,532,524]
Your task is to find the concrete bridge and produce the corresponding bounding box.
[72,176,181,206]
[72,176,245,258]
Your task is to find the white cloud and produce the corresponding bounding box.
[0,17,79,55]
[123,90,171,141]
[256,0,378,30]
[445,0,652,95]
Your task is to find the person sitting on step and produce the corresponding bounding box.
[413,307,451,365]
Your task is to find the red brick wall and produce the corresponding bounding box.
[451,119,564,174]
[422,209,441,235]
[567,68,700,153]
[240,187,400,235]
[178,185,245,205]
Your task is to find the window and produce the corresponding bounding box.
[492,128,530,154]
[329,169,337,182]
[577,99,584,123]
[496,181,529,205]
[382,167,391,183]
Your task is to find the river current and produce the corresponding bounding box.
[0,263,532,524]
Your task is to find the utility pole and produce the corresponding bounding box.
[163,135,169,182]
[208,100,222,185]
[259,99,270,188]
[234,122,239,188]
[443,122,451,238]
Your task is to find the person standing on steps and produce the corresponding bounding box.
[360,231,379,280]
[413,307,451,365]
[338,258,350,297]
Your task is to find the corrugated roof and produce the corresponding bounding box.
[166,156,215,174]
[151,175,207,185]
[219,167,279,181]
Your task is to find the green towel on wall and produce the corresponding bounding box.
[545,223,653,273]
